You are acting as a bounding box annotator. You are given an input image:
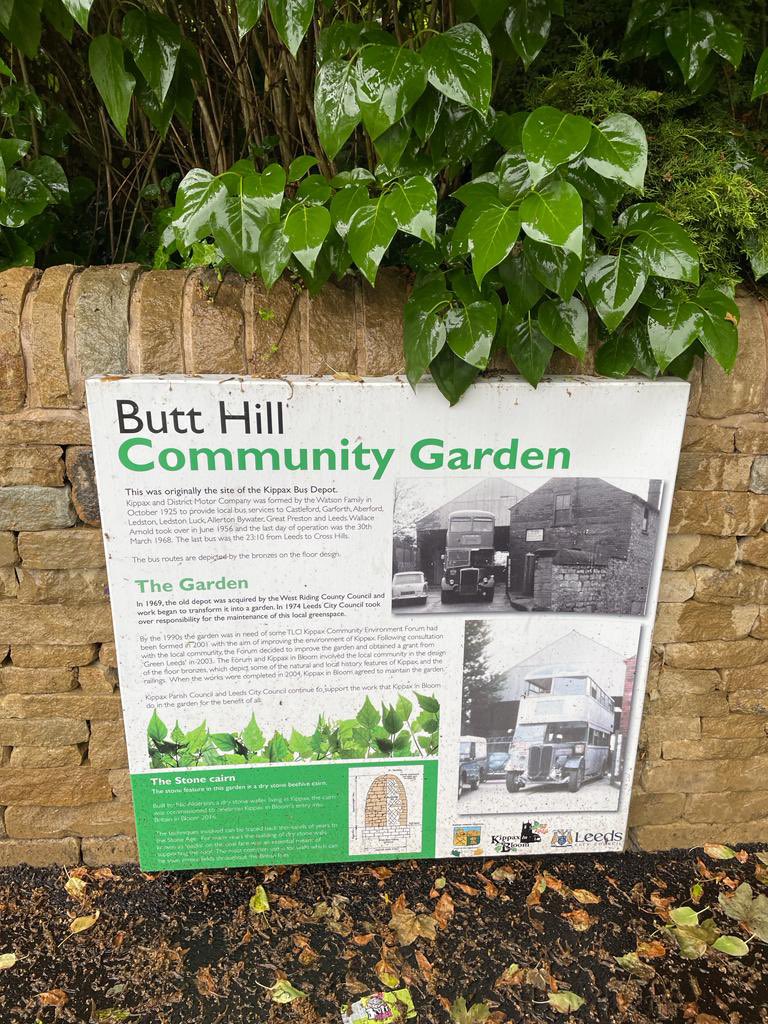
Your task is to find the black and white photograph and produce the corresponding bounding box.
[457,619,641,815]
[391,475,663,616]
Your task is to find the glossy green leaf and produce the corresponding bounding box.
[330,184,368,237]
[504,0,552,69]
[296,175,332,204]
[355,45,427,140]
[283,203,331,273]
[347,199,398,284]
[520,179,583,256]
[647,298,699,372]
[538,295,588,360]
[267,0,313,56]
[665,9,715,85]
[628,211,699,284]
[429,343,480,405]
[287,155,317,182]
[122,10,181,103]
[453,174,499,207]
[753,47,768,99]
[503,310,553,386]
[259,222,291,287]
[522,106,591,184]
[566,159,625,236]
[497,152,532,203]
[468,202,520,286]
[407,87,443,143]
[88,35,136,138]
[236,0,264,37]
[373,120,411,169]
[211,190,266,277]
[499,249,545,317]
[1,0,42,56]
[691,285,739,372]
[712,20,744,68]
[26,156,68,204]
[59,0,92,29]
[0,170,51,228]
[173,169,228,247]
[384,175,436,243]
[524,238,581,300]
[403,277,450,386]
[422,23,491,114]
[585,113,647,190]
[594,329,638,378]
[314,59,360,159]
[0,140,27,170]
[585,247,647,330]
[445,299,497,368]
[493,111,527,149]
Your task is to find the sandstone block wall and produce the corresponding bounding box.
[0,264,766,864]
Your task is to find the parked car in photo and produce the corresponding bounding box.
[504,669,614,793]
[458,735,488,796]
[391,571,428,605]
[486,749,510,780]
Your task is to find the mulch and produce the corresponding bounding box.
[0,845,766,1024]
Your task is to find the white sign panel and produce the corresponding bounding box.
[86,375,688,869]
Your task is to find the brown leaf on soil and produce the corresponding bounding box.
[495,964,523,988]
[521,966,550,991]
[491,864,516,882]
[389,895,437,946]
[375,956,400,988]
[92,867,117,881]
[70,911,99,934]
[636,940,666,959]
[344,974,369,996]
[571,888,601,905]
[369,866,392,882]
[650,892,674,919]
[195,966,218,998]
[39,989,68,1007]
[542,871,569,895]
[526,875,546,907]
[454,882,481,896]
[415,949,434,984]
[755,861,768,883]
[64,876,87,899]
[433,892,454,930]
[475,873,499,899]
[562,908,596,931]
[695,858,715,879]
[695,1015,726,1024]
[290,867,301,885]
[352,933,375,946]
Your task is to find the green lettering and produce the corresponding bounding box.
[119,437,153,472]
[411,438,443,469]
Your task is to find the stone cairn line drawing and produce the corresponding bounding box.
[365,773,408,828]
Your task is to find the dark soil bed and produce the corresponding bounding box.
[0,846,766,1024]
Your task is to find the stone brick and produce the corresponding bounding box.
[669,491,768,536]
[750,454,768,493]
[72,265,138,387]
[0,693,121,720]
[0,409,90,445]
[18,527,104,569]
[736,422,768,454]
[99,642,117,669]
[682,419,735,453]
[307,279,358,375]
[0,602,113,644]
[658,569,696,602]
[0,718,88,746]
[642,756,768,793]
[729,690,768,714]
[664,638,768,669]
[184,269,246,373]
[82,835,137,866]
[652,602,757,643]
[639,715,701,745]
[648,691,729,716]
[79,664,116,693]
[65,446,100,526]
[738,533,768,568]
[0,485,76,531]
[0,767,112,805]
[26,264,76,408]
[0,267,37,413]
[361,270,407,375]
[0,565,17,598]
[0,446,64,487]
[10,643,96,668]
[698,293,767,417]
[88,720,127,767]
[0,531,16,565]
[0,667,77,693]
[662,737,768,759]
[0,837,79,866]
[5,802,134,839]
[15,567,108,605]
[131,269,187,373]
[9,745,83,768]
[655,669,719,697]
[628,792,684,828]
[248,278,303,375]
[751,607,768,639]
[686,791,768,823]
[721,664,768,690]
[695,564,768,605]
[676,453,753,491]
[701,714,768,737]
[108,769,131,802]
[632,823,739,851]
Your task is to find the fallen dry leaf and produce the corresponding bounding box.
[571,888,601,905]
[352,933,375,946]
[636,939,666,959]
[195,965,218,998]
[454,882,481,896]
[562,908,595,931]
[65,876,87,899]
[39,989,68,1007]
[390,894,437,946]
[433,892,454,930]
[70,910,100,934]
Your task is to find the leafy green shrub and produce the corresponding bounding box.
[146,692,440,768]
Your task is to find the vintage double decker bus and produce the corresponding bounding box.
[440,509,495,604]
[504,669,615,793]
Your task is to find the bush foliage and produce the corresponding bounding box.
[1,1,767,400]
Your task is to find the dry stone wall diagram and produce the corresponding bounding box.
[348,765,424,856]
